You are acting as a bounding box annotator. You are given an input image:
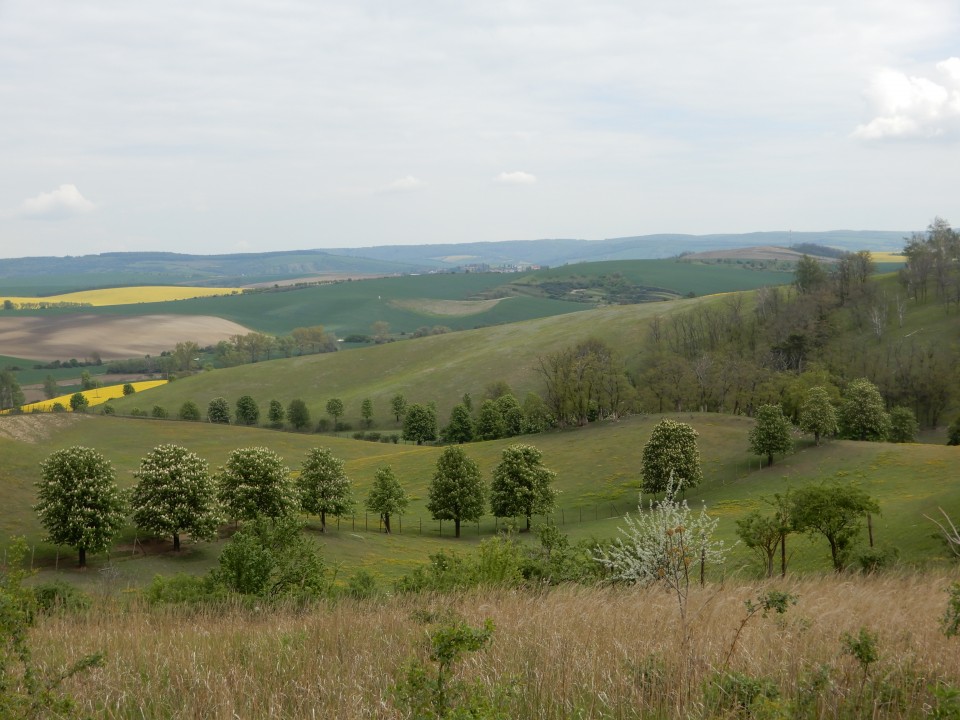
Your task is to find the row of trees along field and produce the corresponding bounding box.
[32,440,558,567]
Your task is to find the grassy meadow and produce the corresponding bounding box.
[27,572,960,719]
[2,410,958,587]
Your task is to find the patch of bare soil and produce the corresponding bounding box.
[0,314,251,361]
[0,413,89,443]
[388,297,509,316]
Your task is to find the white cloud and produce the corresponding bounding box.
[496,171,537,185]
[20,184,95,219]
[853,58,960,140]
[382,175,425,193]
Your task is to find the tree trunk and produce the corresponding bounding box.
[384,514,391,533]
[173,533,181,552]
[780,533,787,578]
[525,515,531,532]
[455,518,461,538]
[767,453,774,466]
[320,511,327,533]
[829,539,841,571]
[78,546,86,569]
[814,431,821,446]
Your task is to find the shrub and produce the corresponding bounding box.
[122,383,136,395]
[888,406,918,443]
[316,418,331,432]
[207,397,230,424]
[144,573,225,605]
[129,407,146,417]
[51,402,66,413]
[352,431,366,440]
[857,545,899,573]
[151,405,168,419]
[178,400,201,421]
[101,403,116,415]
[365,432,381,442]
[32,580,92,614]
[345,569,378,600]
[705,671,780,716]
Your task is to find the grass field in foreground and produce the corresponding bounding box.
[27,573,960,719]
[1,412,958,588]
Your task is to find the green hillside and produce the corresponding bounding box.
[105,299,679,422]
[1,412,957,586]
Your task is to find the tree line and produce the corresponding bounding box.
[32,440,559,568]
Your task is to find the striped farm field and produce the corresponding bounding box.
[3,380,168,414]
[1,285,242,307]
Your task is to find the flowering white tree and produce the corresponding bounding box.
[35,446,127,568]
[216,447,297,522]
[595,474,729,621]
[131,444,222,551]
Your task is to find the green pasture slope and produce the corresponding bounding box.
[106,299,684,423]
[1,412,957,587]
[512,258,796,297]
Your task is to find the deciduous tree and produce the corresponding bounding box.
[888,406,918,443]
[178,400,201,422]
[365,465,408,533]
[286,398,311,430]
[640,419,703,494]
[749,403,793,466]
[235,395,260,426]
[490,444,557,531]
[130,444,221,551]
[69,392,89,413]
[798,386,838,445]
[0,370,25,410]
[360,398,374,428]
[474,399,505,441]
[207,397,230,424]
[390,393,408,422]
[297,447,354,532]
[443,403,474,444]
[838,378,890,441]
[790,484,879,571]
[427,446,485,538]
[326,398,344,430]
[402,403,438,445]
[34,446,127,568]
[215,447,297,522]
[267,399,284,428]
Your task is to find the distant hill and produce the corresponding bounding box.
[0,231,909,294]
[325,230,909,268]
[0,250,420,294]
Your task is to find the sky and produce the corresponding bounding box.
[0,0,958,259]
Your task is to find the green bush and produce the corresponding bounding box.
[352,431,366,440]
[130,407,146,417]
[145,573,225,605]
[32,580,92,614]
[705,671,780,717]
[345,569,378,600]
[857,545,899,573]
[151,405,168,419]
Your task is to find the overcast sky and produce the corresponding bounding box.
[1,0,958,259]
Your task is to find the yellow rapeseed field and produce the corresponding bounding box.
[5,380,168,414]
[1,286,241,307]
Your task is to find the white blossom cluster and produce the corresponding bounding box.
[595,475,728,589]
[130,444,222,545]
[216,446,297,521]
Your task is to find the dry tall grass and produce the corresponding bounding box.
[33,571,960,718]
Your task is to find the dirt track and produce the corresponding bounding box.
[0,314,251,361]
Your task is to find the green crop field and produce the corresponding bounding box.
[4,273,589,337]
